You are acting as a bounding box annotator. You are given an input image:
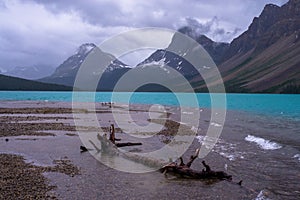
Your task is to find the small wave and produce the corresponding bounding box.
[196,135,245,161]
[219,152,236,161]
[179,121,187,125]
[214,145,245,161]
[196,135,217,143]
[196,135,217,149]
[255,190,271,200]
[245,135,282,150]
[210,122,222,127]
[224,163,228,171]
[182,111,194,115]
[293,154,300,162]
[190,126,198,132]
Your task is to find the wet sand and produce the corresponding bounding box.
[1,101,299,199]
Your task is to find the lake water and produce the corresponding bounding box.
[0,91,299,120]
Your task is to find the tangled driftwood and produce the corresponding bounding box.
[81,124,239,183]
[160,149,232,181]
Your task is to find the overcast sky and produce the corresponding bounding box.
[0,0,288,71]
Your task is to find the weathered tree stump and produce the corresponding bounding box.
[109,124,116,144]
[82,124,143,153]
[108,124,142,147]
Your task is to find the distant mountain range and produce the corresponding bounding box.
[0,0,299,93]
[3,65,54,80]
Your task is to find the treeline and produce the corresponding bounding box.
[0,74,72,91]
[280,84,300,94]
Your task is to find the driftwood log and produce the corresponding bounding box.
[160,149,232,181]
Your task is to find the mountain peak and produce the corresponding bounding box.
[258,3,280,22]
[76,43,96,55]
[178,26,215,43]
[40,42,131,90]
[263,3,280,10]
[178,26,196,39]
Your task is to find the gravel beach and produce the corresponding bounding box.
[0,101,204,199]
[1,101,299,199]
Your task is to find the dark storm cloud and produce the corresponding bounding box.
[32,0,124,26]
[0,0,289,71]
[29,0,289,40]
[185,17,218,35]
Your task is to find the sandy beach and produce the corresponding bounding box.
[1,101,299,199]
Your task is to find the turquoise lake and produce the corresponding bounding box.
[0,91,299,120]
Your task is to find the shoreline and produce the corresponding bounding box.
[0,92,299,119]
